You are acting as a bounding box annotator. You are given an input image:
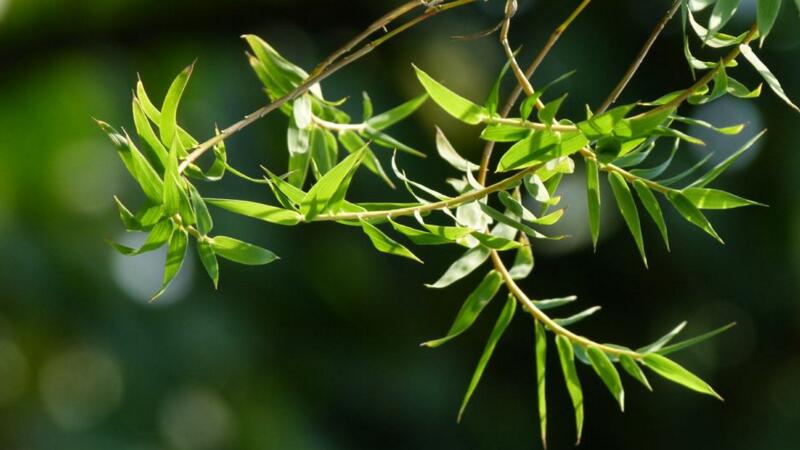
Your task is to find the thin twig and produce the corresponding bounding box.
[478,0,593,184]
[596,0,682,114]
[178,0,477,173]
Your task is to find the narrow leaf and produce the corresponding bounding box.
[151,228,187,302]
[366,93,428,130]
[757,0,782,45]
[586,157,601,250]
[458,294,516,422]
[435,127,479,172]
[556,335,584,444]
[690,130,766,187]
[210,236,279,265]
[641,353,722,400]
[656,322,736,355]
[554,306,602,326]
[535,320,548,449]
[359,219,423,263]
[666,191,723,243]
[633,181,670,251]
[301,148,365,220]
[426,246,492,289]
[619,355,652,391]
[197,239,219,289]
[413,64,487,124]
[740,44,800,112]
[160,64,194,148]
[608,172,647,266]
[683,187,765,209]
[206,199,303,225]
[423,271,503,347]
[587,347,625,411]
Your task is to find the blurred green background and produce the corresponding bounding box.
[1,0,799,449]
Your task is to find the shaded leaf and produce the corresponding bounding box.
[690,130,766,187]
[608,172,647,267]
[554,306,602,326]
[458,294,516,422]
[426,246,492,289]
[436,127,479,172]
[586,157,601,250]
[657,322,736,355]
[666,191,723,242]
[197,239,219,289]
[632,180,670,251]
[619,354,652,391]
[534,320,548,449]
[423,271,503,347]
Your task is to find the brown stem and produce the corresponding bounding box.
[596,0,682,114]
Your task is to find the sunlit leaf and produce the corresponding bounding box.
[197,239,219,289]
[151,227,187,302]
[98,122,163,204]
[556,335,584,444]
[189,185,213,235]
[587,347,625,411]
[707,0,740,40]
[413,64,487,124]
[206,198,303,225]
[554,306,602,326]
[210,236,279,265]
[426,246,492,289]
[360,219,423,263]
[160,64,194,149]
[641,353,722,400]
[301,148,366,220]
[586,157,601,250]
[740,44,800,113]
[509,244,534,281]
[366,93,428,130]
[534,295,577,310]
[683,187,765,209]
[535,320,547,448]
[435,127,479,172]
[538,94,567,128]
[608,172,647,267]
[619,354,652,391]
[657,322,736,355]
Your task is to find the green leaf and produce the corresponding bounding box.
[708,0,740,39]
[243,35,321,100]
[619,354,652,391]
[479,204,553,240]
[458,294,516,422]
[757,0,782,45]
[608,172,647,267]
[426,246,492,289]
[637,321,688,354]
[534,295,577,310]
[423,271,503,348]
[520,92,543,120]
[151,227,187,302]
[480,124,531,142]
[287,122,311,188]
[472,232,523,251]
[197,239,219,289]
[163,141,196,225]
[508,244,534,280]
[683,187,765,209]
[497,130,588,172]
[113,196,141,231]
[435,127,479,172]
[740,44,800,113]
[362,92,373,121]
[586,157,601,250]
[388,220,470,246]
[690,130,766,187]
[484,56,514,116]
[359,219,423,263]
[658,153,714,186]
[577,104,634,140]
[206,199,303,225]
[534,320,548,449]
[413,64,487,124]
[301,148,366,220]
[666,191,723,243]
[189,185,213,235]
[555,335,584,444]
[641,353,722,400]
[538,94,567,128]
[309,127,337,175]
[160,64,194,148]
[338,131,395,188]
[98,122,164,204]
[587,347,625,411]
[132,97,168,171]
[366,93,428,130]
[656,322,736,355]
[210,236,279,265]
[108,220,174,256]
[554,306,602,326]
[632,180,670,251]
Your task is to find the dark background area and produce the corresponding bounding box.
[0,0,798,449]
